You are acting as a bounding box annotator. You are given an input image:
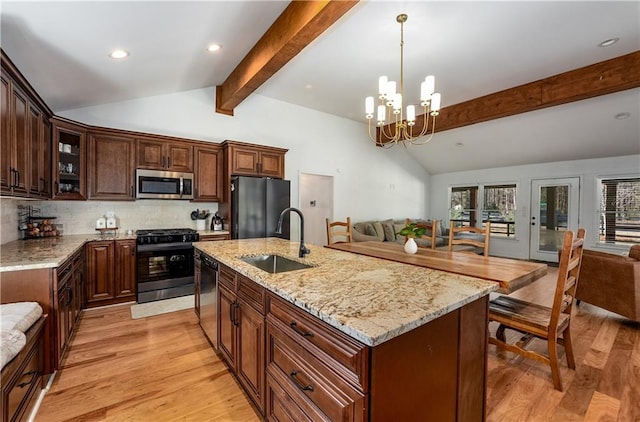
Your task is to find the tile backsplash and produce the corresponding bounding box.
[2,199,219,243]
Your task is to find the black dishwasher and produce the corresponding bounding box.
[199,253,218,349]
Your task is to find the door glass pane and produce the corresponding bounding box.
[538,186,569,251]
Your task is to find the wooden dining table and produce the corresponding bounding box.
[326,241,548,294]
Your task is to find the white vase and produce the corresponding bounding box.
[404,237,418,254]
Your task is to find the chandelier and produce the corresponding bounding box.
[365,14,441,148]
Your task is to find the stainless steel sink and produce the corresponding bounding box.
[240,254,313,273]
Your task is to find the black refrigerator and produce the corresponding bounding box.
[231,176,291,239]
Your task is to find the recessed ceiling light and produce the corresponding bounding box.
[455,142,464,147]
[615,112,631,120]
[598,38,619,47]
[304,84,313,89]
[109,49,129,59]
[207,44,222,53]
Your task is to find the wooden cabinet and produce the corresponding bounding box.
[85,239,136,307]
[0,316,45,422]
[88,132,136,200]
[193,145,222,202]
[55,248,83,367]
[217,264,266,415]
[227,142,286,178]
[198,232,230,241]
[265,293,368,422]
[137,138,193,172]
[52,117,87,200]
[1,64,52,199]
[27,104,52,198]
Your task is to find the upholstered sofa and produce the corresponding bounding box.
[576,245,640,322]
[352,218,448,249]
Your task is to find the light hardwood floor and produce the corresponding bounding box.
[35,269,639,421]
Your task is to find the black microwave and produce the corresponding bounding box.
[136,169,194,200]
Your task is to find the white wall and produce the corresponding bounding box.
[429,154,640,259]
[57,88,430,241]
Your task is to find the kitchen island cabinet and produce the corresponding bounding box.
[218,263,267,415]
[194,238,497,421]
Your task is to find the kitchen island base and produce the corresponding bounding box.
[369,295,487,421]
[266,292,488,421]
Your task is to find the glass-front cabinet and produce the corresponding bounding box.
[52,117,87,200]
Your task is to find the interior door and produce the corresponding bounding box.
[530,177,580,262]
[299,173,334,246]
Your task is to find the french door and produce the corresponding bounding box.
[529,178,580,262]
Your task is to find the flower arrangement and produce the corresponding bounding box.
[396,222,427,239]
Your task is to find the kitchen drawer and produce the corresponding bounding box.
[266,373,313,422]
[218,263,236,290]
[237,274,265,313]
[266,321,366,422]
[6,345,40,422]
[267,293,368,391]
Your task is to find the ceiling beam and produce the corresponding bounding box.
[216,0,359,116]
[378,51,640,143]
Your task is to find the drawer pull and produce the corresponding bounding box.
[17,370,37,388]
[290,321,313,338]
[289,370,314,392]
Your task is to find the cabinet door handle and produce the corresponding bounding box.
[289,371,314,392]
[15,170,20,187]
[54,181,59,194]
[10,168,17,188]
[39,177,45,193]
[290,321,313,338]
[233,303,240,326]
[229,302,236,325]
[17,370,38,388]
[167,157,171,168]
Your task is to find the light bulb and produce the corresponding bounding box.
[365,97,374,118]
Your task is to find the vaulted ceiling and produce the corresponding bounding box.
[1,1,638,174]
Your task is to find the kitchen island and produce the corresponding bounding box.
[194,238,498,421]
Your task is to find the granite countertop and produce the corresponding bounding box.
[0,234,137,272]
[193,238,498,347]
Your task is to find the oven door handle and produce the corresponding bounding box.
[137,242,193,253]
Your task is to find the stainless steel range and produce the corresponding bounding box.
[136,228,199,303]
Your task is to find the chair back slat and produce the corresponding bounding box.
[406,218,439,249]
[550,228,586,328]
[448,220,491,256]
[326,217,352,245]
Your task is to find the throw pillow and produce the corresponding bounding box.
[381,219,396,242]
[372,221,386,241]
[364,223,377,237]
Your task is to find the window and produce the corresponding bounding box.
[449,183,517,237]
[599,177,640,245]
[483,184,517,237]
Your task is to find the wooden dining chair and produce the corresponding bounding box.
[448,220,491,256]
[326,217,352,245]
[488,228,586,391]
[406,218,438,249]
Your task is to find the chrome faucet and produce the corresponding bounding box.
[275,207,310,258]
